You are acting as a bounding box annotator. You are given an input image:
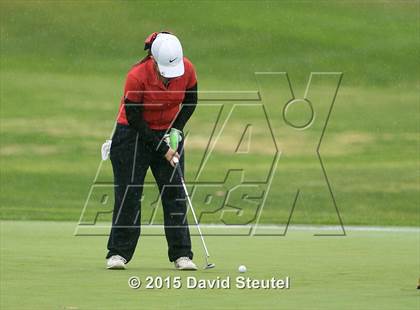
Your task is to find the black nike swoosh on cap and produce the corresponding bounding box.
[169,57,178,63]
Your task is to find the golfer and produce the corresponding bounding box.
[106,32,198,270]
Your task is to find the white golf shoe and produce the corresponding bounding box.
[106,255,127,270]
[174,257,198,270]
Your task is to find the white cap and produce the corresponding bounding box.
[151,33,184,78]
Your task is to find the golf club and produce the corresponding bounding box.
[173,156,215,270]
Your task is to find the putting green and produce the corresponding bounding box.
[1,221,418,309]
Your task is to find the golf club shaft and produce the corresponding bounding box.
[173,158,210,259]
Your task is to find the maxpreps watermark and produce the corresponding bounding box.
[76,72,345,238]
[128,275,290,290]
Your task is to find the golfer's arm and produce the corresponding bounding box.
[172,83,198,131]
[124,99,169,156]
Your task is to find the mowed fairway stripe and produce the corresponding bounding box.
[73,223,420,235]
[188,224,420,233]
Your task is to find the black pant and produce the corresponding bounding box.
[106,124,193,262]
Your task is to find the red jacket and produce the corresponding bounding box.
[117,57,197,130]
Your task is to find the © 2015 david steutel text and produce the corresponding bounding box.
[129,275,290,290]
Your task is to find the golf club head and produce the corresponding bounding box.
[204,263,215,270]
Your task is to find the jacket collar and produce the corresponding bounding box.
[146,58,181,89]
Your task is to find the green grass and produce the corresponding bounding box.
[0,1,419,226]
[1,2,419,309]
[1,221,419,309]
[1,2,419,86]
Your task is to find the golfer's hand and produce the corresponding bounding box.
[165,148,180,167]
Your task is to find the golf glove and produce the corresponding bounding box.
[101,139,112,161]
[169,128,182,150]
